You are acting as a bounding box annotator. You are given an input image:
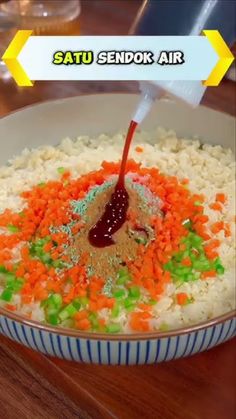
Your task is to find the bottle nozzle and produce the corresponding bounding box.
[132,82,163,124]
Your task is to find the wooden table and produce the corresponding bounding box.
[0,1,235,418]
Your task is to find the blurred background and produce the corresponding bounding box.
[0,0,235,118]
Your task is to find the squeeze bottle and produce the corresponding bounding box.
[130,0,235,124]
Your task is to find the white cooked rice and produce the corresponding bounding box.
[0,127,235,331]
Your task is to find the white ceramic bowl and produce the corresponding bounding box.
[0,94,235,365]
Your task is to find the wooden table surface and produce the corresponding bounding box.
[0,1,235,418]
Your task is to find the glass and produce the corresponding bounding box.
[0,0,81,35]
[0,7,19,79]
[0,0,81,79]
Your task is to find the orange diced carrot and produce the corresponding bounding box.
[76,318,91,330]
[210,221,224,234]
[181,257,192,267]
[176,293,188,305]
[201,270,217,279]
[209,202,222,211]
[216,193,227,204]
[5,304,17,311]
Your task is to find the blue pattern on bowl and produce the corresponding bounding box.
[0,314,235,365]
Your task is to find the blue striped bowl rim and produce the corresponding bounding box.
[1,315,235,365]
[0,307,235,341]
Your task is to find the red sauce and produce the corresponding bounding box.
[88,120,137,247]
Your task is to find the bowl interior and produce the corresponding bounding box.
[0,94,235,339]
[0,94,235,165]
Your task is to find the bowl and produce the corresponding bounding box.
[0,94,235,365]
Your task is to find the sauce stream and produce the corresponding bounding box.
[88,120,137,247]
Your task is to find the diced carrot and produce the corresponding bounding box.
[135,146,144,153]
[129,311,152,332]
[22,295,33,304]
[209,202,222,211]
[74,310,88,321]
[204,239,220,253]
[201,270,217,279]
[5,304,17,311]
[176,293,188,305]
[138,303,152,311]
[210,221,224,234]
[224,223,231,237]
[181,257,192,267]
[34,288,48,301]
[44,242,53,252]
[76,318,91,330]
[216,193,227,204]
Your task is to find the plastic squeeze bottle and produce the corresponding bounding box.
[130,0,235,124]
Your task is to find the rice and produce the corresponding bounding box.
[0,127,235,332]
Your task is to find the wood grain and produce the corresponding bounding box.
[0,336,88,419]
[0,334,235,419]
[0,1,236,418]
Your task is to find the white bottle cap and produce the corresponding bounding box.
[151,80,207,107]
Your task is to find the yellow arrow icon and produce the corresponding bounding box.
[203,30,235,86]
[1,30,33,87]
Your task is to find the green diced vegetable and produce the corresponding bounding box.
[118,268,128,277]
[174,266,192,276]
[174,252,184,263]
[159,323,169,332]
[40,299,48,308]
[190,234,203,248]
[72,298,81,310]
[11,279,24,292]
[79,297,89,307]
[116,276,127,285]
[41,253,52,265]
[189,252,198,262]
[124,298,136,311]
[1,289,13,302]
[135,237,147,245]
[52,259,65,269]
[213,258,225,275]
[192,260,211,272]
[0,265,8,273]
[185,273,197,282]
[59,303,77,321]
[149,299,157,305]
[128,286,141,300]
[111,303,120,318]
[163,261,174,271]
[51,293,63,309]
[3,273,24,292]
[216,264,225,275]
[89,312,99,329]
[47,313,59,325]
[106,324,121,333]
[5,273,16,283]
[113,289,126,300]
[7,224,20,233]
[47,306,58,316]
[187,297,194,304]
[116,268,131,285]
[57,167,65,174]
[182,219,192,230]
[126,304,136,312]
